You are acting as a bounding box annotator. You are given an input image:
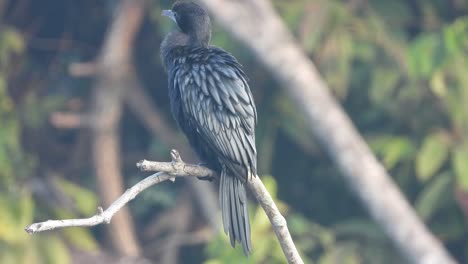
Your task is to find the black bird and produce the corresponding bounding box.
[160,1,257,255]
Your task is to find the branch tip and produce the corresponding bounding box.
[136,159,147,170]
[25,226,34,234]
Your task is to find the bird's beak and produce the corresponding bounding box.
[162,10,177,24]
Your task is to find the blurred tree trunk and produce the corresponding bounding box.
[200,0,457,263]
[90,0,145,256]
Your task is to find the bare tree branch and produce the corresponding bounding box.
[199,0,456,263]
[25,151,189,233]
[25,150,304,264]
[49,112,90,128]
[69,62,98,77]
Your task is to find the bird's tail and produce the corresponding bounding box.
[219,170,252,255]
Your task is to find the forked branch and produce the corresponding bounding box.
[25,150,303,264]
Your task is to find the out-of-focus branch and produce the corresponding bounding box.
[89,0,145,256]
[26,150,303,264]
[199,0,456,263]
[49,112,89,128]
[69,62,98,77]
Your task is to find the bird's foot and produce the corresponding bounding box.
[197,175,214,182]
[197,162,214,181]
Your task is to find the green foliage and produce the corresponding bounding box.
[0,21,97,263]
[370,135,415,169]
[452,146,468,191]
[416,132,450,182]
[407,33,442,78]
[415,171,452,221]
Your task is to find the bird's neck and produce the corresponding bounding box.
[161,30,210,52]
[161,31,190,52]
[189,26,211,47]
[161,31,209,71]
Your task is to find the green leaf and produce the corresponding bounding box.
[443,25,460,56]
[407,33,440,78]
[430,70,447,97]
[370,136,414,169]
[415,172,452,220]
[452,146,468,191]
[382,137,414,169]
[443,17,468,57]
[416,132,450,182]
[370,67,400,105]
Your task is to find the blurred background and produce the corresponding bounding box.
[1,0,468,263]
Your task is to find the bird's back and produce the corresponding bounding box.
[164,45,257,181]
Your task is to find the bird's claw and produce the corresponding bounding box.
[170,149,183,163]
[197,175,214,182]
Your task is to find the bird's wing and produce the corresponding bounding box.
[173,49,257,179]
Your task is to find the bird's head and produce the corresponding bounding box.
[162,1,211,46]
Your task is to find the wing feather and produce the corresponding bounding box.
[174,48,257,179]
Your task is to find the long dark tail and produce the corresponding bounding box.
[219,169,252,255]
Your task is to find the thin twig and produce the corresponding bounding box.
[25,150,303,264]
[25,150,197,233]
[25,172,172,233]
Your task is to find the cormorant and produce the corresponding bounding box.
[160,1,257,256]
